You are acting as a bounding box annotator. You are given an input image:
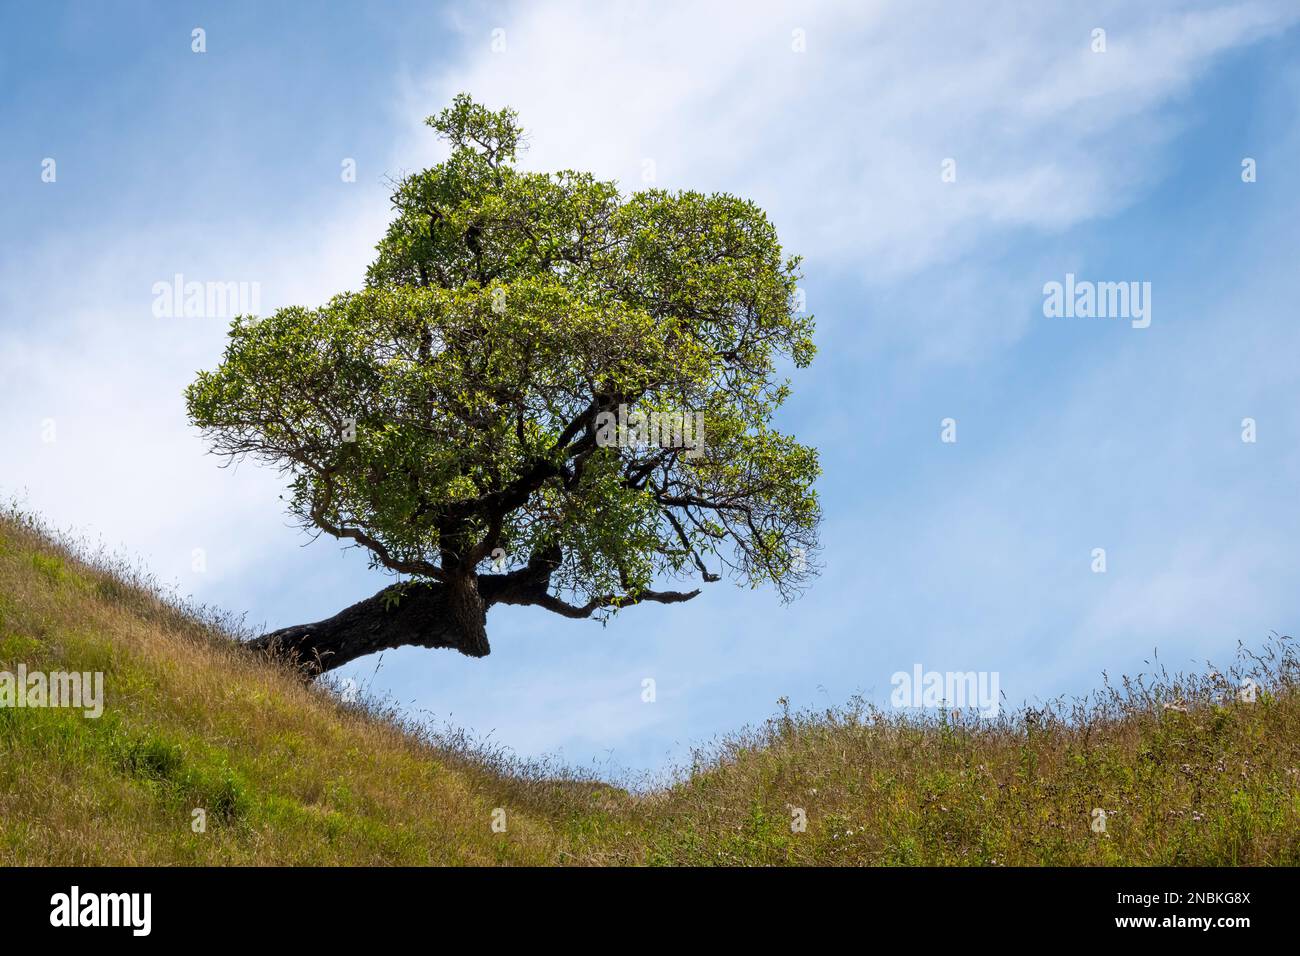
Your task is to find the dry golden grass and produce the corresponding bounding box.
[2,507,1298,865]
[0,511,561,864]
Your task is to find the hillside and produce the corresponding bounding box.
[1,509,1298,866]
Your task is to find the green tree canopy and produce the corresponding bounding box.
[186,94,820,674]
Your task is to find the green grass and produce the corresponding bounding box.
[1,507,1298,865]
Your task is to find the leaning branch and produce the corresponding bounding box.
[534,587,701,620]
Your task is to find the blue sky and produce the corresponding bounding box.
[3,1,1299,779]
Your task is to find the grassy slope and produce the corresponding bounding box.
[1,512,1298,866]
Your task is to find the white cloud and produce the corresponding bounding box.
[407,0,1299,283]
[0,198,392,599]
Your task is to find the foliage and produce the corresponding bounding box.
[186,95,820,617]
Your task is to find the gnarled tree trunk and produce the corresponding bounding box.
[247,560,554,677]
[247,580,487,677]
[247,547,700,678]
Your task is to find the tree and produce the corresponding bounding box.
[186,95,820,676]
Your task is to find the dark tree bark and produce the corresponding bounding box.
[247,556,699,678]
[247,579,483,677]
[248,550,560,677]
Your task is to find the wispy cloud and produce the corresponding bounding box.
[409,0,1299,282]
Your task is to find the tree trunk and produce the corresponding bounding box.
[248,578,490,678]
